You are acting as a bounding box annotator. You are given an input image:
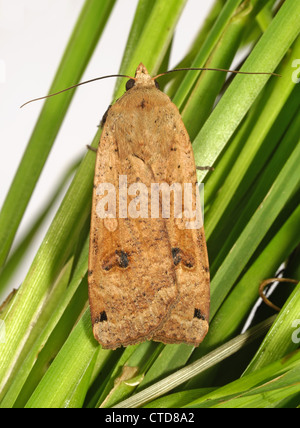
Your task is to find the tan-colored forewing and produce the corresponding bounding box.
[88,88,179,349]
[150,98,210,346]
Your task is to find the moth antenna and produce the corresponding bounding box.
[20,74,134,108]
[153,67,282,80]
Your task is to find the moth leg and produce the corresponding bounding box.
[86,144,97,153]
[196,165,214,171]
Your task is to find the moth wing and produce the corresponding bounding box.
[151,102,210,347]
[88,112,178,350]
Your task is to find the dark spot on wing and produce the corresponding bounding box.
[95,311,108,323]
[102,250,129,271]
[172,248,181,266]
[116,250,129,268]
[194,308,205,320]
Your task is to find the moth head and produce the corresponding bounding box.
[126,77,160,91]
[125,63,159,91]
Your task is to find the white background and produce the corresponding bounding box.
[0,0,214,296]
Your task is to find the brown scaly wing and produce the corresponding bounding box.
[151,99,210,347]
[88,98,179,350]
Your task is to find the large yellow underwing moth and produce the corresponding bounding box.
[21,64,279,351]
[88,63,210,350]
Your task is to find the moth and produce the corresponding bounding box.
[88,63,210,349]
[21,63,278,350]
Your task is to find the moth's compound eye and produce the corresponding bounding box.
[126,79,135,91]
[155,80,160,90]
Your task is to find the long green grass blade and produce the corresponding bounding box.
[210,139,300,317]
[173,0,243,109]
[182,0,268,140]
[166,0,227,98]
[113,317,275,408]
[0,0,116,269]
[194,0,300,181]
[144,388,215,409]
[184,350,300,408]
[24,308,99,408]
[0,159,80,297]
[0,139,97,400]
[148,350,300,408]
[114,0,188,100]
[243,280,300,375]
[208,91,300,272]
[98,341,164,408]
[114,0,157,97]
[0,238,89,407]
[205,36,300,239]
[210,367,300,408]
[187,203,300,374]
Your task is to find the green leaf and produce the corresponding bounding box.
[210,139,300,318]
[194,0,300,181]
[24,309,99,408]
[187,203,300,379]
[205,36,300,240]
[181,0,268,140]
[185,350,300,408]
[114,317,275,408]
[0,0,116,269]
[172,0,243,109]
[114,0,188,100]
[244,280,300,375]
